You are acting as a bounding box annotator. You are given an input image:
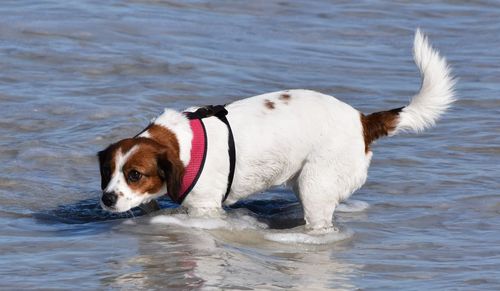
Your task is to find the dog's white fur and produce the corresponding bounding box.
[104,30,455,230]
[395,30,456,134]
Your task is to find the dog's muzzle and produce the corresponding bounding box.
[101,191,117,207]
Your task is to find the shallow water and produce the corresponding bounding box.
[1,0,500,290]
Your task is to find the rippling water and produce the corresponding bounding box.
[1,1,500,290]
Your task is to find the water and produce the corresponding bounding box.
[1,0,499,290]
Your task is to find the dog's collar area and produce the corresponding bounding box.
[169,105,236,204]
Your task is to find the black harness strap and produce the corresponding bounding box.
[185,105,236,203]
[215,111,236,203]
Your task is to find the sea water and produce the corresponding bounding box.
[1,1,499,290]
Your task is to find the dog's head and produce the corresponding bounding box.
[97,137,184,212]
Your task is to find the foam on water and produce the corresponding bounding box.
[150,210,268,231]
[337,200,370,213]
[149,208,354,245]
[264,228,354,245]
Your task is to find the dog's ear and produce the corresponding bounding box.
[97,147,112,190]
[157,151,185,202]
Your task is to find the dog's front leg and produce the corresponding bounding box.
[181,189,227,218]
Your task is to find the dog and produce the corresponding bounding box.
[98,29,455,230]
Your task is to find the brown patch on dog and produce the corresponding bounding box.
[264,99,275,109]
[279,93,291,103]
[360,107,404,153]
[122,142,166,195]
[145,124,180,150]
[156,148,185,201]
[98,133,185,199]
[121,138,184,199]
[131,124,184,198]
[142,124,185,198]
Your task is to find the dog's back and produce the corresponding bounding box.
[224,89,368,204]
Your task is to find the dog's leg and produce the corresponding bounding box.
[182,193,226,218]
[295,162,347,231]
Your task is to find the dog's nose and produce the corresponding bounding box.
[101,192,117,207]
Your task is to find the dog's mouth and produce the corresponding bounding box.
[99,200,119,213]
[100,197,161,215]
[99,196,129,213]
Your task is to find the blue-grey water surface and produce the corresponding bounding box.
[1,1,499,290]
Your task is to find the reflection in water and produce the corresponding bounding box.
[42,196,363,289]
[106,213,359,290]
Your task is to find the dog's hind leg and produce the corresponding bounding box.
[294,161,356,231]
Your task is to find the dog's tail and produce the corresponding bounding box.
[361,29,456,152]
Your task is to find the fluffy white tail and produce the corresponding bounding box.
[394,29,456,134]
[361,29,456,152]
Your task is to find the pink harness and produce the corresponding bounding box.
[167,105,236,204]
[170,118,207,204]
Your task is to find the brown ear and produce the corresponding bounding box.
[157,151,185,202]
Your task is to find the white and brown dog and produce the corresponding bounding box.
[98,30,455,230]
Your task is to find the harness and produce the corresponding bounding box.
[168,105,236,204]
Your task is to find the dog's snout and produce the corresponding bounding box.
[101,192,117,207]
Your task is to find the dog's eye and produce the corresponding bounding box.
[128,170,142,182]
